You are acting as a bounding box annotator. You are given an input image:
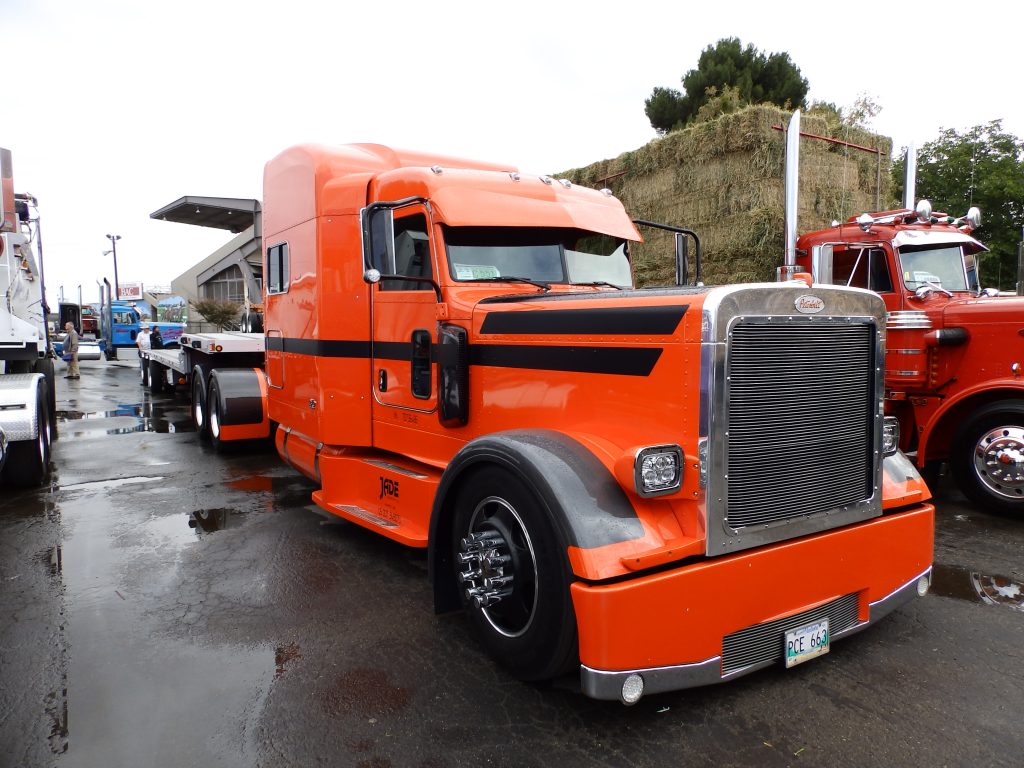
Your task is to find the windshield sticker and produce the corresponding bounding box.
[454,264,501,280]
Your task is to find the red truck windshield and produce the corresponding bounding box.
[898,244,978,292]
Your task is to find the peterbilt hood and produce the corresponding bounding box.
[941,294,1024,329]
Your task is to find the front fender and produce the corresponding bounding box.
[429,429,644,612]
[918,379,1024,462]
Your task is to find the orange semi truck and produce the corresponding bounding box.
[157,143,934,703]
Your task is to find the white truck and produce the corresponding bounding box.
[140,330,265,446]
[0,147,55,486]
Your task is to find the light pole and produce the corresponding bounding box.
[105,234,121,300]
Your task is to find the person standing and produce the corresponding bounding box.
[136,323,151,354]
[63,321,80,379]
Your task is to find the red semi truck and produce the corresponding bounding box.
[149,142,934,703]
[784,111,1024,513]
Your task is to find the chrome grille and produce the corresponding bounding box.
[721,593,859,675]
[725,322,875,529]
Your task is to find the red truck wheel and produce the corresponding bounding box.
[951,401,1024,514]
[452,466,578,681]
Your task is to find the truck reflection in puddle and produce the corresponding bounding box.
[188,508,242,534]
[56,402,194,436]
[930,564,1024,612]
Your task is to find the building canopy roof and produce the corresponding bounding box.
[149,196,260,234]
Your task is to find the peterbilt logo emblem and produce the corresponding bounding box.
[795,295,825,314]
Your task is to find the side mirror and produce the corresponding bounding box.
[438,324,469,427]
[361,205,395,274]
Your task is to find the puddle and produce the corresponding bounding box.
[61,476,165,492]
[930,564,1024,612]
[188,507,245,534]
[56,403,194,435]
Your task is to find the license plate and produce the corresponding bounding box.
[784,618,829,668]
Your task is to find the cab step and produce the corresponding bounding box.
[312,449,442,547]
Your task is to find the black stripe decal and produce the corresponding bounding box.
[266,336,371,357]
[479,305,687,335]
[265,337,662,376]
[471,344,661,376]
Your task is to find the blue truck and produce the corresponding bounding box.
[99,300,184,360]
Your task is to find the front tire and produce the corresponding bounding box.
[951,400,1024,514]
[452,466,578,681]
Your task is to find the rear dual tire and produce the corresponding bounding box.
[191,367,210,440]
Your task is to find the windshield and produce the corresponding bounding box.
[897,244,975,292]
[445,227,633,287]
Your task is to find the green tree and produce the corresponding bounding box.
[190,298,242,331]
[646,38,808,133]
[893,121,1024,290]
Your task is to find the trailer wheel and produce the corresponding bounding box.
[191,366,209,439]
[140,358,149,388]
[207,378,223,450]
[452,466,578,681]
[951,400,1024,514]
[33,356,57,439]
[2,384,51,487]
[148,360,165,394]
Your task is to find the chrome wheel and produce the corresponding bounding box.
[973,425,1024,500]
[459,495,538,639]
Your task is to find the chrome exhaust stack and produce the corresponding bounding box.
[777,109,805,282]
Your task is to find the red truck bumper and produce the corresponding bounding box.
[571,504,934,701]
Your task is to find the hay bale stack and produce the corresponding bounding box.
[559,105,893,286]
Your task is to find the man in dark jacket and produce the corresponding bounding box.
[64,322,80,379]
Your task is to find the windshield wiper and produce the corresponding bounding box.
[573,281,623,290]
[471,276,551,292]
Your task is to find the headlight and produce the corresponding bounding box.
[634,445,683,497]
[882,416,900,456]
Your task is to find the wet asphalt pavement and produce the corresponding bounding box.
[2,356,1023,768]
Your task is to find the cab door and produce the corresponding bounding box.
[364,203,439,420]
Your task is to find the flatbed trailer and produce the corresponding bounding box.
[140,331,267,444]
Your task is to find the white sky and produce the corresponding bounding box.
[5,0,1022,311]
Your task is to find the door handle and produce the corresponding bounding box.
[378,368,388,392]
